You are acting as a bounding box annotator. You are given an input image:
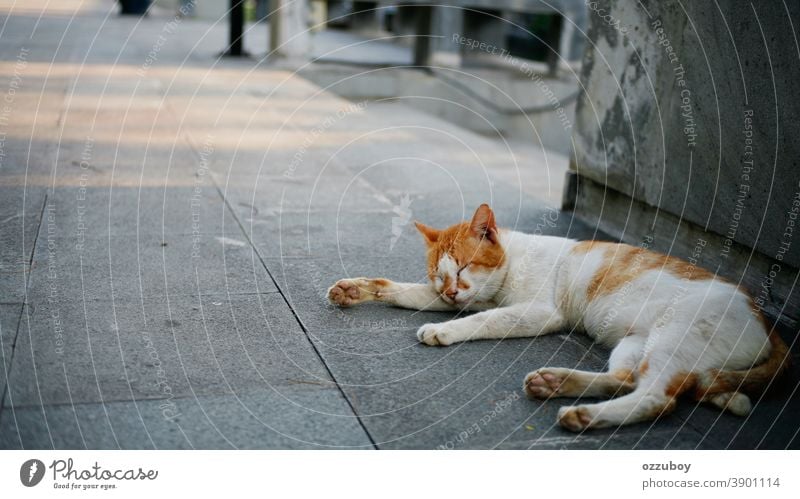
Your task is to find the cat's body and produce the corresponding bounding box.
[328,205,789,431]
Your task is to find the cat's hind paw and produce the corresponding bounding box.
[557,406,593,432]
[524,369,566,399]
[416,323,452,346]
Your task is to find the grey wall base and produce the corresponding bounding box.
[565,171,799,327]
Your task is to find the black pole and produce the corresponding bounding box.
[545,14,563,76]
[227,0,245,56]
[413,6,433,68]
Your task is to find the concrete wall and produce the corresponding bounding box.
[568,0,800,322]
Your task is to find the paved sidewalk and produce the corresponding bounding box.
[0,1,797,449]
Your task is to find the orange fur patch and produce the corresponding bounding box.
[658,256,715,281]
[665,371,699,398]
[571,240,615,254]
[575,241,717,301]
[612,369,636,384]
[441,274,453,291]
[424,221,505,280]
[582,244,644,300]
[654,398,678,418]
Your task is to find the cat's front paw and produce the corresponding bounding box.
[328,278,369,307]
[416,323,453,346]
[557,405,593,432]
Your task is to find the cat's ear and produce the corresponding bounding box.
[414,221,440,245]
[470,204,498,244]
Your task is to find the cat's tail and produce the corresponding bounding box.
[695,323,790,414]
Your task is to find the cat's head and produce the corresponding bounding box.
[415,204,506,306]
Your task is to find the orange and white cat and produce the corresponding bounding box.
[327,204,788,431]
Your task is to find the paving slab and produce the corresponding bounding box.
[4,295,336,408]
[0,386,372,449]
[220,171,395,215]
[0,187,46,303]
[0,304,22,405]
[26,231,277,301]
[41,186,240,238]
[247,210,428,260]
[48,139,202,187]
[495,425,713,450]
[266,256,451,333]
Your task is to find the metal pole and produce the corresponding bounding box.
[413,5,432,68]
[545,14,563,76]
[269,0,283,57]
[228,0,245,56]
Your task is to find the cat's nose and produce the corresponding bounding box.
[445,288,458,300]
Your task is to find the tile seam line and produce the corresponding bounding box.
[172,98,377,448]
[2,383,339,411]
[210,178,379,449]
[0,192,48,416]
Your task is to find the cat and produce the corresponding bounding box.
[327,204,789,431]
